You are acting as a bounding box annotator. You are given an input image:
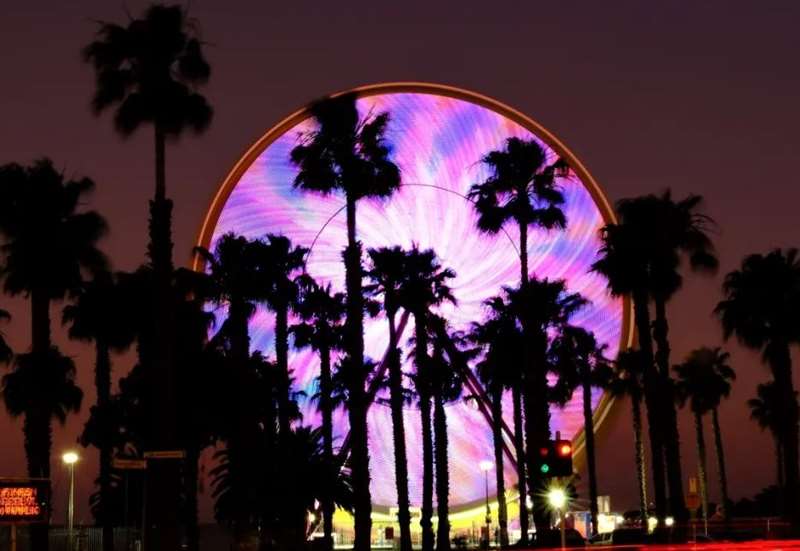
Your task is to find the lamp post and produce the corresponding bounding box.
[547,487,567,550]
[479,460,493,547]
[63,451,79,551]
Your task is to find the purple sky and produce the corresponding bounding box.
[1,0,799,523]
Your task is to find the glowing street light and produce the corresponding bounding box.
[547,487,568,549]
[62,451,79,551]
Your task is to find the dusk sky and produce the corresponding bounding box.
[1,0,799,523]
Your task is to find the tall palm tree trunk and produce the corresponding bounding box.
[581,371,599,536]
[387,312,413,551]
[29,289,51,551]
[319,343,335,549]
[490,388,509,548]
[95,340,114,551]
[343,195,372,551]
[512,223,533,545]
[632,289,667,522]
[523,348,551,531]
[631,393,648,523]
[776,439,785,489]
[693,411,709,529]
[275,305,291,436]
[420,392,434,551]
[511,387,528,543]
[652,299,686,521]
[710,408,729,520]
[148,123,180,551]
[416,316,435,551]
[434,392,451,551]
[771,343,800,523]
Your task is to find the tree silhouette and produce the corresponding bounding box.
[400,247,455,551]
[674,347,735,527]
[607,349,649,524]
[365,246,414,551]
[290,93,401,551]
[592,219,667,522]
[471,298,523,547]
[193,233,267,543]
[469,137,567,539]
[617,191,718,521]
[749,382,788,490]
[0,158,106,551]
[254,234,307,437]
[549,325,610,536]
[83,7,213,547]
[292,277,346,550]
[505,277,585,529]
[63,271,137,551]
[0,309,11,365]
[716,248,800,523]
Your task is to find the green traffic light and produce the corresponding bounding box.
[540,464,550,474]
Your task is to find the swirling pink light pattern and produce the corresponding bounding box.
[206,88,624,510]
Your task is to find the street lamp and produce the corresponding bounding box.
[62,451,79,551]
[479,460,493,547]
[547,487,568,549]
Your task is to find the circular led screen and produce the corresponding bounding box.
[197,83,630,511]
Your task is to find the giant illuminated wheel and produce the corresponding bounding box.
[196,83,633,513]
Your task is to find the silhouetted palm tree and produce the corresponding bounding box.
[592,220,668,521]
[674,347,735,527]
[193,233,267,541]
[63,271,137,551]
[607,350,648,524]
[83,8,212,546]
[749,382,786,489]
[617,191,718,520]
[471,301,522,547]
[469,137,567,540]
[428,317,473,551]
[505,277,585,529]
[365,246,414,551]
[291,93,401,550]
[292,277,346,549]
[716,249,800,523]
[549,325,610,536]
[0,161,105,547]
[255,234,307,437]
[399,247,455,551]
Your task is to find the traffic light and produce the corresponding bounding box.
[536,438,573,478]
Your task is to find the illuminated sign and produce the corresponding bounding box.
[0,479,50,524]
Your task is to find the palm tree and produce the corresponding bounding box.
[254,234,307,437]
[716,249,800,523]
[469,137,567,540]
[617,191,718,520]
[471,302,522,547]
[607,350,648,524]
[748,382,786,489]
[193,233,268,541]
[290,93,401,550]
[428,317,473,551]
[365,246,414,551]
[83,9,212,547]
[292,277,346,550]
[63,271,137,551]
[0,160,105,497]
[592,220,668,521]
[505,277,585,529]
[673,347,734,527]
[399,247,456,551]
[549,325,610,537]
